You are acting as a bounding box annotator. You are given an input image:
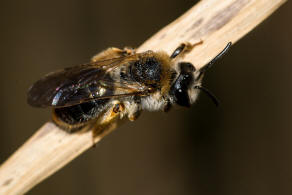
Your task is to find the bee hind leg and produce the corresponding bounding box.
[91,102,124,146]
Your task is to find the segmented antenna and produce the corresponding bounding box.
[194,85,219,106]
[200,42,232,73]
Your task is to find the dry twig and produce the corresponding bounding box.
[0,0,286,194]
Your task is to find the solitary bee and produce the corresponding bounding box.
[27,41,231,132]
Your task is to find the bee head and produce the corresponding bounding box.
[170,62,200,107]
[170,42,232,107]
[170,61,219,107]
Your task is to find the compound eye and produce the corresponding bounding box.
[174,88,191,107]
[170,73,193,108]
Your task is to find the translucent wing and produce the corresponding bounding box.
[27,56,148,107]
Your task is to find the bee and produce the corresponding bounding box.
[27,41,231,132]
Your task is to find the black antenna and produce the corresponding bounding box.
[199,42,232,74]
[194,85,219,106]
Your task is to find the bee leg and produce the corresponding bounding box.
[170,40,203,59]
[91,102,124,146]
[123,47,136,55]
[91,121,112,147]
[91,47,135,62]
[124,102,141,121]
[112,103,125,113]
[128,110,141,121]
[163,100,172,112]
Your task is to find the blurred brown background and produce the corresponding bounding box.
[0,0,291,194]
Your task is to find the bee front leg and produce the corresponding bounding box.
[163,100,172,112]
[91,47,136,62]
[170,40,203,59]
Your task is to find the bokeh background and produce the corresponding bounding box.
[0,0,291,194]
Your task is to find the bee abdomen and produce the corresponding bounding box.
[53,99,109,130]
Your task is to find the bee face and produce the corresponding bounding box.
[169,42,232,108]
[169,62,197,107]
[27,42,231,132]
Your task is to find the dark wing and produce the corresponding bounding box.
[27,56,148,107]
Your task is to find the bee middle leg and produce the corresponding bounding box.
[91,47,136,62]
[170,40,203,59]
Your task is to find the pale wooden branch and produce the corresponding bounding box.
[0,0,286,194]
